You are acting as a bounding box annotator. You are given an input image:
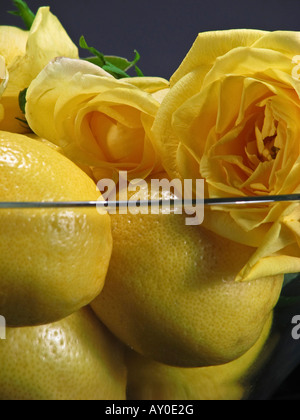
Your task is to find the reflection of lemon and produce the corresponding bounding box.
[91,179,283,367]
[126,313,273,401]
[0,307,127,400]
[0,131,112,327]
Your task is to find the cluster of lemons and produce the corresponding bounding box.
[0,3,285,401]
[0,132,283,400]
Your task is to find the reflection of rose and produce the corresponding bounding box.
[153,29,300,281]
[0,7,78,133]
[26,58,170,181]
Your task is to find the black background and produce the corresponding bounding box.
[1,0,300,79]
[1,0,300,400]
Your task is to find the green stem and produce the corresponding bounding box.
[8,0,36,30]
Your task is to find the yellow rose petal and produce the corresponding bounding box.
[26,57,167,180]
[126,77,169,94]
[203,47,294,89]
[21,7,78,82]
[7,7,78,94]
[153,29,300,281]
[0,56,8,96]
[225,203,300,281]
[252,31,300,59]
[237,254,300,282]
[171,29,268,86]
[0,56,8,125]
[0,7,78,134]
[26,58,112,143]
[202,208,271,248]
[0,26,28,70]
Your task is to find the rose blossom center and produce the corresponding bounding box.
[211,98,284,196]
[253,102,280,163]
[88,109,145,164]
[241,100,284,194]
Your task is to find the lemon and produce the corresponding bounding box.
[91,179,283,367]
[0,131,112,327]
[0,307,127,400]
[28,134,96,180]
[126,313,274,400]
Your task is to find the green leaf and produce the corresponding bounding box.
[79,36,106,67]
[103,62,130,79]
[15,117,28,126]
[18,88,27,114]
[8,0,36,30]
[104,51,143,78]
[85,56,106,67]
[135,65,145,77]
[105,50,142,75]
[104,56,134,72]
[17,87,32,130]
[79,36,144,79]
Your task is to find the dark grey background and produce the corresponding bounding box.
[2,0,300,400]
[1,0,300,79]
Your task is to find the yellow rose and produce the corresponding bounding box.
[152,29,300,281]
[25,57,169,181]
[0,7,78,133]
[0,56,8,119]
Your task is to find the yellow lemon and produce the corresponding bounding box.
[28,134,96,180]
[91,179,283,367]
[126,313,274,400]
[0,131,112,327]
[0,307,127,400]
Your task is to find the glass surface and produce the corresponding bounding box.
[0,201,299,401]
[0,193,300,208]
